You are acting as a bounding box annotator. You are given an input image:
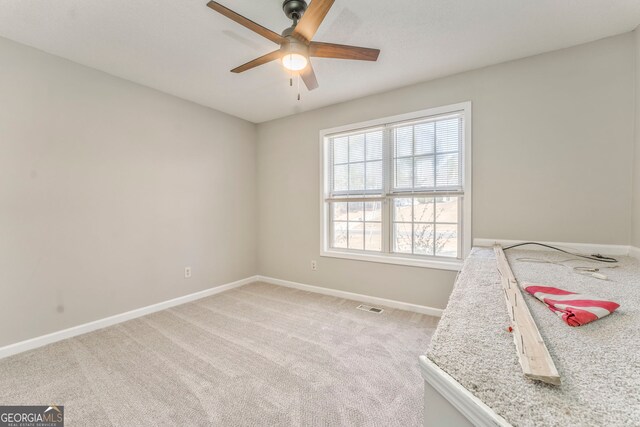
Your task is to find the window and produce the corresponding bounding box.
[320,102,471,270]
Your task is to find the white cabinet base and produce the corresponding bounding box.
[419,356,511,427]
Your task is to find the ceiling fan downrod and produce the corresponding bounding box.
[282,0,308,21]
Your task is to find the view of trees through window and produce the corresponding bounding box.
[330,197,458,257]
[392,197,458,257]
[331,201,381,251]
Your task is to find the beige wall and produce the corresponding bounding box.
[257,33,636,309]
[0,37,257,347]
[633,27,640,248]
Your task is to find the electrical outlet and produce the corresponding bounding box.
[184,267,192,278]
[311,260,317,271]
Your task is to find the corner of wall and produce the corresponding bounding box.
[633,25,640,248]
[252,121,261,277]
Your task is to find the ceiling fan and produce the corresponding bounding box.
[206,0,380,91]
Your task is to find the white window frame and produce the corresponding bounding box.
[319,102,472,271]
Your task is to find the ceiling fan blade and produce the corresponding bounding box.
[300,62,319,91]
[231,49,283,73]
[309,42,380,61]
[207,1,284,45]
[292,0,335,44]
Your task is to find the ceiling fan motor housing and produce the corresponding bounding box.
[283,0,308,20]
[281,26,308,57]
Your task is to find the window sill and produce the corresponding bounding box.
[320,249,463,271]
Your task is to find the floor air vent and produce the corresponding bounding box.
[356,304,384,314]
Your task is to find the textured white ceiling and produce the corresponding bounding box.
[1,0,640,123]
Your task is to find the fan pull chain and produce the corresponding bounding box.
[297,74,301,101]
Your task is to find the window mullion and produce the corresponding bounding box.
[411,126,416,255]
[382,126,392,255]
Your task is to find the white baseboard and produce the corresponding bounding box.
[257,275,444,317]
[473,238,631,257]
[0,275,258,360]
[629,246,640,260]
[1,273,441,359]
[419,356,511,427]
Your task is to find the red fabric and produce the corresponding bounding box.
[544,305,599,327]
[525,285,572,295]
[523,284,619,327]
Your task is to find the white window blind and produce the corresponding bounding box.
[391,113,463,193]
[329,128,384,197]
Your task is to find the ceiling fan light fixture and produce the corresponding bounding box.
[282,53,308,71]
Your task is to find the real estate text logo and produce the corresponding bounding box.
[0,405,64,427]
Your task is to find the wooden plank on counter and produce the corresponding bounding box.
[494,245,561,386]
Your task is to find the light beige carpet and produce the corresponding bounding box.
[0,282,438,426]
